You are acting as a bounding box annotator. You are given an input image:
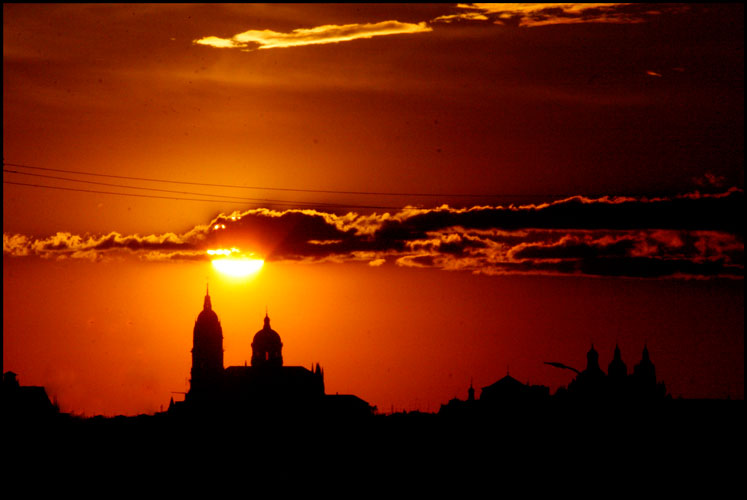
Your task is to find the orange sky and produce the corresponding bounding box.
[3,4,743,415]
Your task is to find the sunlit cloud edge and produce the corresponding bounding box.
[194,20,432,51]
[3,189,742,280]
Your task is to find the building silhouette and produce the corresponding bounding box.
[2,371,58,421]
[440,372,551,417]
[565,343,668,402]
[189,289,224,399]
[480,371,550,405]
[170,287,371,419]
[440,343,668,417]
[565,343,607,399]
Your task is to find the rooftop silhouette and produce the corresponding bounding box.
[3,289,741,429]
[2,371,59,421]
[441,343,670,419]
[168,287,373,420]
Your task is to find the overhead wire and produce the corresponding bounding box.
[3,161,546,199]
[2,168,398,209]
[2,180,403,209]
[4,160,604,211]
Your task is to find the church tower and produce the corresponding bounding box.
[568,344,606,399]
[632,344,658,398]
[607,344,628,379]
[251,313,283,367]
[584,343,605,376]
[190,286,224,395]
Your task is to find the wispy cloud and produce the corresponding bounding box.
[431,12,489,23]
[5,190,742,279]
[3,230,204,262]
[194,20,432,51]
[193,4,687,54]
[453,3,686,28]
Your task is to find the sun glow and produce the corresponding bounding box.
[208,248,264,278]
[211,257,264,277]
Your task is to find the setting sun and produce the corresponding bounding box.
[211,257,264,278]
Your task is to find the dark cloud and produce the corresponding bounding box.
[578,256,739,279]
[377,189,743,236]
[510,234,636,260]
[4,190,743,279]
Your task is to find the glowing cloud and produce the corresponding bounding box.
[192,5,688,54]
[3,190,743,279]
[194,20,432,51]
[432,12,489,23]
[452,3,685,27]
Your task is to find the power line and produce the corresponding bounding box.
[2,181,402,209]
[3,168,394,209]
[3,161,537,198]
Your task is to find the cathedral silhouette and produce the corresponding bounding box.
[562,343,668,401]
[440,343,669,417]
[169,288,372,419]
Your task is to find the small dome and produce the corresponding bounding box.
[253,326,281,345]
[252,314,281,345]
[251,314,283,367]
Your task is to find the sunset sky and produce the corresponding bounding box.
[3,3,743,416]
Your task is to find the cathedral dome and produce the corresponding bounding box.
[251,314,283,367]
[253,315,281,345]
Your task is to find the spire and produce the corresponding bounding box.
[203,284,212,311]
[586,343,600,372]
[608,343,627,378]
[263,306,271,327]
[642,343,650,362]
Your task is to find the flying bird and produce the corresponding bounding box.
[544,362,580,374]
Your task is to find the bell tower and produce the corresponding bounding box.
[189,285,224,395]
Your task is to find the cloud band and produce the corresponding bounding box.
[4,190,743,279]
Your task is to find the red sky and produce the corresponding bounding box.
[3,4,743,416]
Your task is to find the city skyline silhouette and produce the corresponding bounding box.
[5,286,742,425]
[3,4,743,418]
